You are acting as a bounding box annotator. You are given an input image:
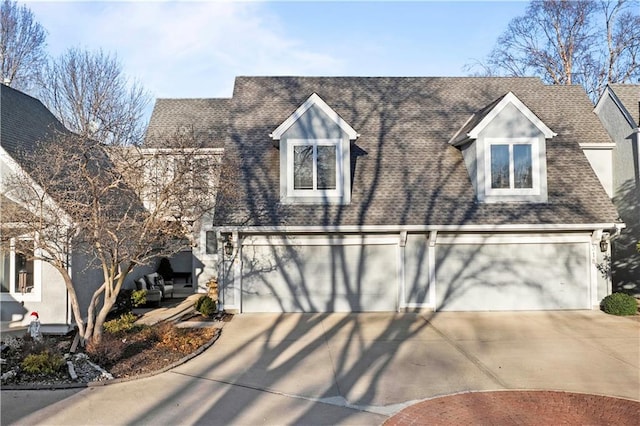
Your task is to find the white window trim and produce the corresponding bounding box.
[270,93,359,141]
[1,238,42,302]
[468,92,556,139]
[484,137,542,197]
[286,138,343,198]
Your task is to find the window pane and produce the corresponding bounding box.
[491,145,510,188]
[0,249,9,293]
[15,250,33,294]
[293,146,314,190]
[513,144,532,188]
[205,231,217,255]
[317,145,337,190]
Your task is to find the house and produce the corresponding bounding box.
[0,84,102,332]
[172,76,619,313]
[594,84,640,296]
[140,98,228,294]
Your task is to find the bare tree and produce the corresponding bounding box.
[39,47,149,146]
[0,0,47,92]
[2,128,223,344]
[467,0,640,98]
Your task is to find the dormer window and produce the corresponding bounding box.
[450,92,555,203]
[271,93,358,204]
[486,137,541,196]
[289,139,342,196]
[491,143,531,189]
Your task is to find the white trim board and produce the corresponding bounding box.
[270,93,359,140]
[219,223,624,234]
[436,234,592,245]
[242,235,399,246]
[468,92,556,139]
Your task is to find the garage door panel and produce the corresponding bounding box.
[436,242,589,311]
[242,242,397,312]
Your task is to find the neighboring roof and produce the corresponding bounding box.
[0,84,67,162]
[609,84,640,127]
[144,98,230,148]
[1,85,142,226]
[210,76,620,228]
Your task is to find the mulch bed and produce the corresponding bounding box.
[1,321,220,387]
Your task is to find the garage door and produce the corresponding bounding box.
[241,236,398,312]
[435,237,591,311]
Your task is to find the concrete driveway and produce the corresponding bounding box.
[3,311,639,425]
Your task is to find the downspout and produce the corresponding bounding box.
[66,230,72,330]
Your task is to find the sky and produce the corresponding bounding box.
[26,1,530,108]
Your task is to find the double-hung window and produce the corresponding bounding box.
[288,139,342,197]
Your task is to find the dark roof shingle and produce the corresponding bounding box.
[610,84,640,126]
[1,84,67,162]
[206,76,620,227]
[144,98,230,148]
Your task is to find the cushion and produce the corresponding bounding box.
[145,273,159,288]
[135,278,147,291]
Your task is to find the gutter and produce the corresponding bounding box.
[218,223,626,234]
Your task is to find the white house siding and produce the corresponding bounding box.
[1,257,69,331]
[238,235,398,312]
[434,234,591,311]
[581,148,614,197]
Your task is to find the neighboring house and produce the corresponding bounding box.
[200,76,621,313]
[0,84,102,332]
[594,84,640,296]
[141,98,228,294]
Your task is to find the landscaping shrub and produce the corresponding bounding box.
[193,295,206,311]
[104,312,140,335]
[194,295,217,317]
[131,289,147,307]
[86,334,127,367]
[601,292,638,316]
[21,350,65,374]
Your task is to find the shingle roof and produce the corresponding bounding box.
[144,98,229,148]
[610,84,640,126]
[210,76,620,227]
[1,85,143,224]
[1,84,67,163]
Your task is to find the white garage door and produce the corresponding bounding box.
[241,236,398,312]
[435,237,591,311]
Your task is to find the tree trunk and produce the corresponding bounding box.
[91,292,119,344]
[83,283,105,344]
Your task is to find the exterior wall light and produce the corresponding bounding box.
[600,238,609,253]
[224,237,234,256]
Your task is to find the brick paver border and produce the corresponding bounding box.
[384,390,640,425]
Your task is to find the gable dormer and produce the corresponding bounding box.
[270,93,358,204]
[450,92,556,203]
